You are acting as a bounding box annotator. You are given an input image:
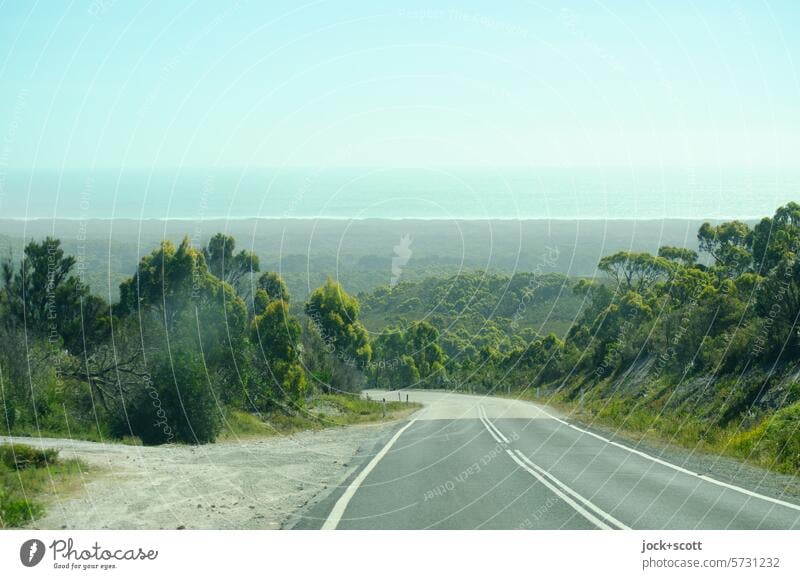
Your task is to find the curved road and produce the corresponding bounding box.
[293,390,800,530]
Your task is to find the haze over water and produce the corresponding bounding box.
[2,168,797,221]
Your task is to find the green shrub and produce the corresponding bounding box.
[0,444,59,470]
[740,403,800,473]
[111,352,221,445]
[0,489,44,528]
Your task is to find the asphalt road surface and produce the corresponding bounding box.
[293,390,800,530]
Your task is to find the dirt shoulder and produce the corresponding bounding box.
[1,419,405,530]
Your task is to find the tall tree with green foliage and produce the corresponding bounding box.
[202,233,260,289]
[698,220,752,276]
[256,271,289,304]
[597,251,671,293]
[305,278,372,368]
[251,275,307,404]
[119,237,248,350]
[403,321,447,382]
[1,237,109,353]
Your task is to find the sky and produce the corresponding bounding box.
[0,0,799,171]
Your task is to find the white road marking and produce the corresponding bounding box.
[322,418,418,530]
[479,416,503,444]
[477,405,628,528]
[505,449,614,530]
[536,407,800,513]
[513,449,631,530]
[478,407,503,444]
[479,405,510,443]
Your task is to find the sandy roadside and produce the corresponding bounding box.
[1,421,400,530]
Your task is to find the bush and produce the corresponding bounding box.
[111,352,221,445]
[0,489,43,528]
[734,403,800,473]
[0,444,59,470]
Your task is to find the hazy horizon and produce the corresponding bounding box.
[1,166,797,221]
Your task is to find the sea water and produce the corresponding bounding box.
[1,167,796,221]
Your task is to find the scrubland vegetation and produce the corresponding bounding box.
[377,204,800,475]
[0,443,85,528]
[3,203,800,525]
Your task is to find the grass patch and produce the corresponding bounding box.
[311,394,419,425]
[0,443,59,470]
[728,403,800,474]
[218,394,420,441]
[0,443,88,528]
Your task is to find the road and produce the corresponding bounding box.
[292,390,800,530]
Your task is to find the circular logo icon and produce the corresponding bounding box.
[20,539,46,567]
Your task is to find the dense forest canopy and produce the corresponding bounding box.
[0,217,712,302]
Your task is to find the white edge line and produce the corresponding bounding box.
[505,449,612,530]
[514,449,630,530]
[322,418,418,530]
[539,408,800,513]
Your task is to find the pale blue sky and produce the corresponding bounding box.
[1,0,798,170]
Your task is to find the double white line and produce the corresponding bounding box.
[478,404,627,530]
[478,405,509,444]
[507,448,629,530]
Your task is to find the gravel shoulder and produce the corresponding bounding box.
[1,420,403,530]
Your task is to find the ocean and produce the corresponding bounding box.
[0,167,796,221]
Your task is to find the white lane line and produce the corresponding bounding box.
[322,418,417,530]
[537,408,800,513]
[478,407,502,444]
[479,405,510,443]
[505,449,614,530]
[513,449,631,530]
[479,415,503,444]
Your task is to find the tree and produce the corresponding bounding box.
[256,271,289,304]
[598,251,671,293]
[1,237,108,353]
[697,220,752,276]
[753,258,800,359]
[404,321,447,382]
[119,237,248,346]
[118,238,248,406]
[664,266,715,306]
[371,326,408,388]
[658,246,698,267]
[0,239,122,427]
[305,278,372,367]
[252,271,290,318]
[751,203,800,273]
[202,233,260,290]
[251,299,307,402]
